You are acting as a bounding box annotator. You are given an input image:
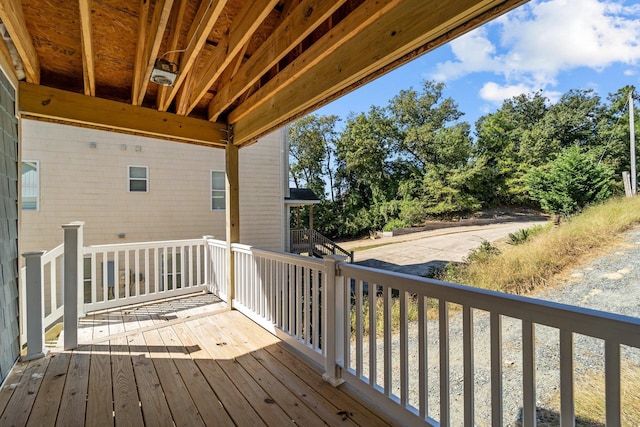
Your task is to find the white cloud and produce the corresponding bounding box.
[479,82,562,105]
[429,0,640,103]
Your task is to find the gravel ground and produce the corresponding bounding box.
[353,227,640,426]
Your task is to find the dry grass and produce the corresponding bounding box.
[541,363,640,426]
[443,196,640,294]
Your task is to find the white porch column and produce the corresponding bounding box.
[62,222,84,350]
[226,142,239,304]
[22,251,46,361]
[322,254,347,386]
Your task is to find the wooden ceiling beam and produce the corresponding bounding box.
[182,0,280,116]
[0,0,40,84]
[231,0,526,146]
[79,0,96,97]
[19,82,227,148]
[227,0,402,127]
[132,0,174,106]
[206,0,347,122]
[156,0,187,110]
[159,0,227,112]
[132,0,151,105]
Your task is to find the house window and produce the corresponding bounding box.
[211,170,225,210]
[22,161,39,211]
[128,165,148,192]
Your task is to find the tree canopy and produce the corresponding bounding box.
[288,82,638,238]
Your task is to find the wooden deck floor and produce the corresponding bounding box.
[0,294,390,426]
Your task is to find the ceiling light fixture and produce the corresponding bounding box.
[150,58,178,86]
[149,0,213,87]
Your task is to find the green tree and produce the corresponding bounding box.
[288,114,339,199]
[525,146,614,215]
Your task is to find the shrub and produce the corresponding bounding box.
[383,218,406,232]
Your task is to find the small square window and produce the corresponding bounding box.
[211,171,225,210]
[128,166,148,192]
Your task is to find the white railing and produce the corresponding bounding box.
[336,263,640,426]
[220,246,640,426]
[21,228,640,425]
[22,224,210,355]
[83,238,207,312]
[19,243,64,346]
[205,237,227,299]
[231,244,326,365]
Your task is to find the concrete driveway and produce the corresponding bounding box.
[345,220,549,277]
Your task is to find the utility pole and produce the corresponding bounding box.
[630,87,637,195]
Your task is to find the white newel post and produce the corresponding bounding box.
[203,235,213,289]
[62,222,84,350]
[22,251,46,361]
[322,255,347,386]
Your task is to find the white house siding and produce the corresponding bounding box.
[239,128,285,250]
[20,120,284,254]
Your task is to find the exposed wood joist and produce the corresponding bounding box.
[132,0,175,106]
[207,0,347,122]
[0,0,40,83]
[159,0,227,112]
[227,0,403,128]
[19,82,227,148]
[182,0,280,116]
[232,0,526,146]
[156,0,188,110]
[78,0,96,96]
[132,0,150,105]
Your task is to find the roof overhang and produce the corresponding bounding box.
[2,0,528,148]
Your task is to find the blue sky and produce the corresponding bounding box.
[315,0,640,132]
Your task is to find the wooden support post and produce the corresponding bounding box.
[309,205,314,231]
[226,142,239,305]
[62,222,84,350]
[322,254,347,386]
[22,251,46,361]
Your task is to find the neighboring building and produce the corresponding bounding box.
[20,120,288,255]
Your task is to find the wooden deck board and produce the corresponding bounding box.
[0,358,49,426]
[85,345,114,427]
[26,352,72,427]
[0,294,390,426]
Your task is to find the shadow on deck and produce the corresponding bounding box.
[0,294,389,426]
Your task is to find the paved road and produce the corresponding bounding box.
[349,220,549,276]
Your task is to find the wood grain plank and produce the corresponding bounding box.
[264,344,391,427]
[27,353,72,427]
[127,331,174,427]
[56,346,90,427]
[142,328,205,427]
[195,359,267,426]
[0,0,40,83]
[159,324,235,426]
[217,358,296,426]
[110,337,144,427]
[85,345,114,426]
[181,317,268,426]
[235,353,327,427]
[250,348,359,427]
[0,358,49,426]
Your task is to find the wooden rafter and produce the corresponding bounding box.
[19,82,228,148]
[158,0,227,112]
[207,0,347,122]
[182,0,280,116]
[78,0,96,96]
[132,0,174,106]
[156,0,187,110]
[0,0,39,83]
[227,0,402,127]
[132,0,150,105]
[232,0,526,146]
